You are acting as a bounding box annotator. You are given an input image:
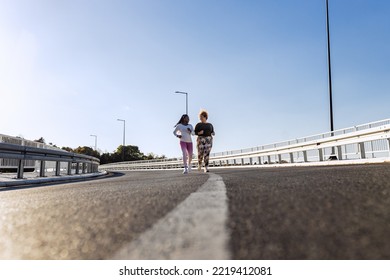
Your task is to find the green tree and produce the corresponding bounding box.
[116,145,145,161]
[74,146,100,158]
[34,137,46,143]
[59,144,164,165]
[100,153,114,165]
[143,152,156,160]
[48,142,58,147]
[61,147,74,152]
[143,153,166,160]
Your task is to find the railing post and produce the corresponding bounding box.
[337,146,343,160]
[290,153,294,163]
[388,139,390,157]
[303,151,308,162]
[258,156,262,165]
[82,163,87,174]
[67,162,72,175]
[359,142,366,159]
[241,158,244,165]
[267,155,271,164]
[278,154,282,163]
[40,161,46,177]
[319,149,324,162]
[55,161,61,176]
[249,158,253,165]
[75,163,80,174]
[17,159,24,179]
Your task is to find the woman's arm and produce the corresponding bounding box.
[173,125,181,138]
[211,124,215,136]
[188,124,195,135]
[194,123,200,135]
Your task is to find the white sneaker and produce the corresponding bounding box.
[204,167,209,173]
[188,166,192,173]
[183,167,188,174]
[197,165,202,171]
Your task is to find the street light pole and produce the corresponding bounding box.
[175,91,188,115]
[326,0,337,159]
[326,0,334,134]
[117,119,126,161]
[90,134,97,151]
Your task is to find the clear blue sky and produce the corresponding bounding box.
[1,0,389,158]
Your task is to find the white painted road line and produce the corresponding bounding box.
[111,173,231,260]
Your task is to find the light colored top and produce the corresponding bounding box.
[173,124,194,143]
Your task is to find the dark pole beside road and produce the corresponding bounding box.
[326,0,334,133]
[326,0,337,159]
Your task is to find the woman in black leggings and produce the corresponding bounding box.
[194,110,215,172]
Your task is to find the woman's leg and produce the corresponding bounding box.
[203,137,213,169]
[180,141,189,168]
[197,137,204,169]
[187,142,193,169]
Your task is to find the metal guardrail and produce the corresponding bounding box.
[0,134,45,170]
[100,118,390,171]
[0,142,100,179]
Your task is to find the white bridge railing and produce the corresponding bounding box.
[99,118,390,171]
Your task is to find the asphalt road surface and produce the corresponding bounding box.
[1,164,390,260]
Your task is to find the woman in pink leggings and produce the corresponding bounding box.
[173,114,194,174]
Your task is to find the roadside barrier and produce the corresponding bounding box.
[100,118,390,171]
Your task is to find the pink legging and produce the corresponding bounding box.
[180,141,193,167]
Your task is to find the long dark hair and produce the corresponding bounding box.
[174,114,189,127]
